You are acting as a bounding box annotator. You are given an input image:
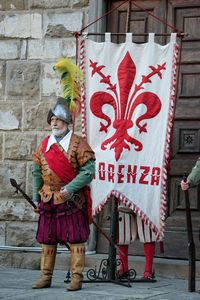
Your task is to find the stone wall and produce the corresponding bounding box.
[0,0,89,247]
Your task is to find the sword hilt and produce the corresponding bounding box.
[183,172,188,183]
[10,178,37,209]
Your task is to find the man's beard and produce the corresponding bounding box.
[52,127,67,137]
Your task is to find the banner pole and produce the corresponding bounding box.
[108,197,119,281]
[183,173,196,292]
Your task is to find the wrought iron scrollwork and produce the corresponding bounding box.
[86,258,137,283]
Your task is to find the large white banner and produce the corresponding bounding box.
[81,33,179,239]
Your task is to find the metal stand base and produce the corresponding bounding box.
[64,198,156,287]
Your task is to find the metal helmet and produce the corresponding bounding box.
[47,97,72,124]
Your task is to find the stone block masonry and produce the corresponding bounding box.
[0,0,89,248]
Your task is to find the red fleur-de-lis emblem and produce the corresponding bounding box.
[90,51,165,161]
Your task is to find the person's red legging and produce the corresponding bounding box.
[143,242,155,277]
[118,244,129,273]
[118,242,155,277]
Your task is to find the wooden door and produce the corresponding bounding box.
[96,0,200,259]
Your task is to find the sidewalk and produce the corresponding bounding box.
[0,267,200,300]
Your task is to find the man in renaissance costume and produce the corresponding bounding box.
[32,58,95,291]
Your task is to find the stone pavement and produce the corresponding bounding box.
[0,267,200,300]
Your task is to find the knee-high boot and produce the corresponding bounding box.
[67,243,85,291]
[143,242,155,279]
[118,244,129,275]
[32,244,57,289]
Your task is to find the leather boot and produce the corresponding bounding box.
[142,242,155,280]
[67,243,85,291]
[118,244,129,277]
[32,244,57,289]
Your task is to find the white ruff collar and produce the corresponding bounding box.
[45,130,73,152]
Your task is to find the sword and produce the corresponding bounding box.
[10,178,124,256]
[92,219,125,256]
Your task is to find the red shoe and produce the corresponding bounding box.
[141,271,155,281]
